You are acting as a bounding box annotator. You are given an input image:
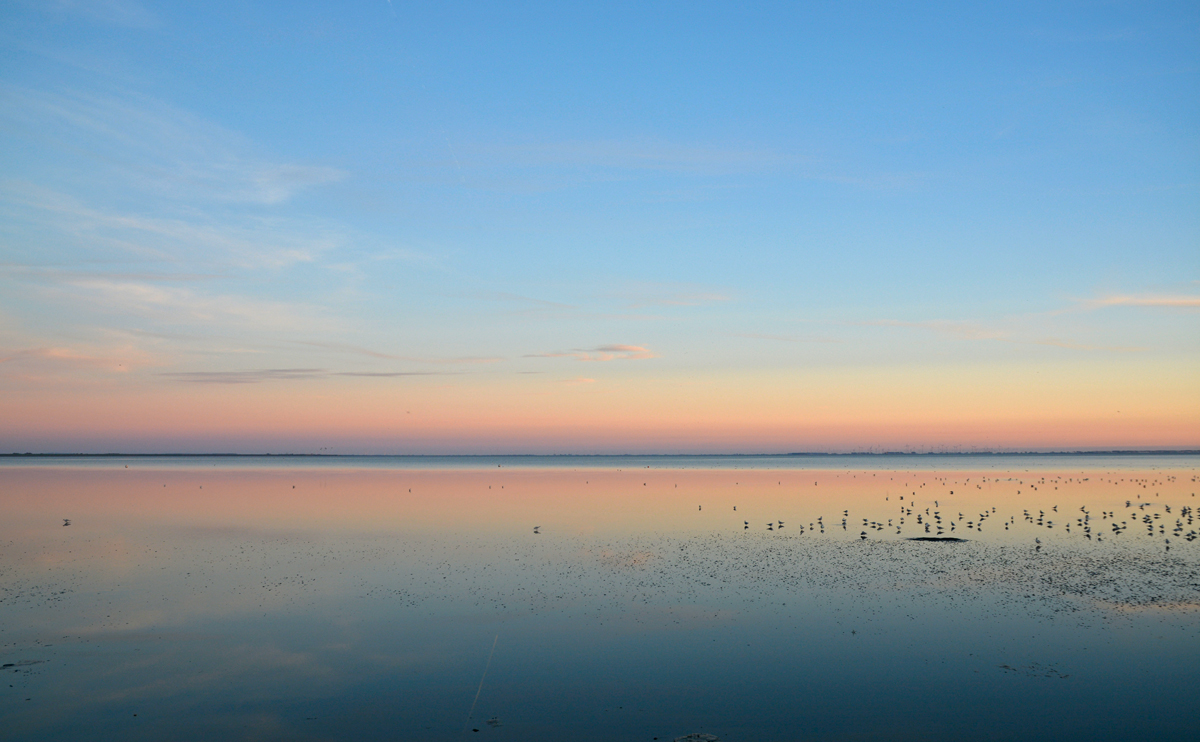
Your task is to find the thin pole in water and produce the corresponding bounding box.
[463,634,498,733]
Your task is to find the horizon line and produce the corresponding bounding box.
[4,450,1199,458]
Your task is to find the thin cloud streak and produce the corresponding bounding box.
[1,264,229,283]
[857,318,1148,353]
[336,371,449,377]
[293,341,502,364]
[2,85,346,206]
[159,368,452,384]
[45,277,341,334]
[728,332,840,344]
[0,345,148,372]
[1079,294,1200,309]
[474,291,577,310]
[856,318,1008,340]
[525,344,656,362]
[605,282,731,309]
[624,292,730,308]
[1,182,342,269]
[1030,338,1148,352]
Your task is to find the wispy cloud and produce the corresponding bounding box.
[1030,338,1147,352]
[857,319,1008,341]
[1076,294,1200,310]
[336,371,449,377]
[159,368,450,384]
[42,276,339,333]
[0,181,342,269]
[293,340,503,365]
[2,85,345,205]
[727,332,840,344]
[0,344,156,376]
[859,318,1147,353]
[605,281,731,309]
[469,290,670,322]
[474,291,577,310]
[623,291,730,308]
[292,341,399,360]
[160,368,326,384]
[526,344,656,361]
[2,264,228,283]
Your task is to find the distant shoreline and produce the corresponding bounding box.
[4,450,1198,458]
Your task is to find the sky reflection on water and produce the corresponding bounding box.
[1,456,1197,741]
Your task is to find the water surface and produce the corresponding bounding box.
[2,455,1197,741]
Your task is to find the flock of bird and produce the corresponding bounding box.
[711,472,1198,554]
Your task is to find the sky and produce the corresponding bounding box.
[0,1,1197,454]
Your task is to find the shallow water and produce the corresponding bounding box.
[1,455,1197,741]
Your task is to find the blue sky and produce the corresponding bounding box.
[1,1,1197,452]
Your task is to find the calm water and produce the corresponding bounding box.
[1,455,1197,741]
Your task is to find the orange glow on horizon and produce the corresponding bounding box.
[1,358,1196,452]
